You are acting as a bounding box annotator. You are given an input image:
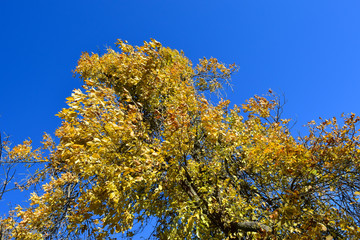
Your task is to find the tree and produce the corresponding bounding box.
[0,132,19,240]
[2,39,360,239]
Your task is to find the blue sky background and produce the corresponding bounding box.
[1,0,360,238]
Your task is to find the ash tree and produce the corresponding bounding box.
[1,40,360,239]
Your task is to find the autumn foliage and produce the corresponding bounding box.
[1,40,360,239]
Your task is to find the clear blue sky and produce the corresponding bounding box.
[1,0,360,237]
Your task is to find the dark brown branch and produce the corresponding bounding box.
[179,163,272,238]
[229,221,272,233]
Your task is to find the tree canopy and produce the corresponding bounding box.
[1,39,360,239]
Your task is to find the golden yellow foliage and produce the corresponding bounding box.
[2,40,360,239]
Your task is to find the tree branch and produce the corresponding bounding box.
[230,221,272,233]
[179,163,272,238]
